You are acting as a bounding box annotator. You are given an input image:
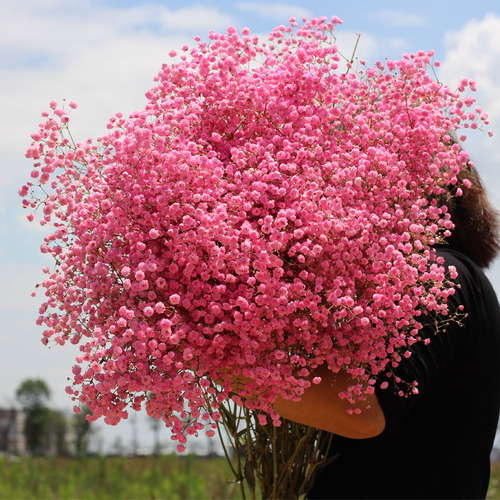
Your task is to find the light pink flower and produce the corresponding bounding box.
[21,17,486,446]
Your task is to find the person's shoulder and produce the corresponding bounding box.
[435,247,474,268]
[435,247,486,287]
[435,247,500,320]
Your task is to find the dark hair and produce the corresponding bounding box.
[445,165,500,268]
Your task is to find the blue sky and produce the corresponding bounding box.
[2,0,500,452]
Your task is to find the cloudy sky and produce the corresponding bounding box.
[2,0,500,452]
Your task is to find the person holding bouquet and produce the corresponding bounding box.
[275,166,500,499]
[21,16,500,500]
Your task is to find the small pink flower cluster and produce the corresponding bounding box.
[20,17,488,445]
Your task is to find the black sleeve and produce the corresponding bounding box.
[375,249,481,429]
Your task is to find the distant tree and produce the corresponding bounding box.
[25,406,52,455]
[49,409,68,455]
[16,378,52,455]
[147,392,164,455]
[16,379,50,409]
[112,436,125,456]
[73,405,93,456]
[150,415,163,456]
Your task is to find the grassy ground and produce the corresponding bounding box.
[488,462,500,499]
[0,455,499,499]
[0,455,243,499]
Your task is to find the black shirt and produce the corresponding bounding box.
[309,249,500,499]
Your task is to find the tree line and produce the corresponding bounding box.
[15,378,92,456]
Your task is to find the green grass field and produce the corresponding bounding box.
[488,462,500,499]
[0,455,241,499]
[0,455,499,499]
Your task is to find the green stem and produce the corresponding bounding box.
[271,424,279,499]
[244,408,257,500]
[224,403,247,500]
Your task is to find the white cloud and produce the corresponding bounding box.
[439,13,500,207]
[236,2,312,21]
[370,10,426,28]
[333,30,379,69]
[440,13,500,121]
[0,0,236,416]
[0,259,79,409]
[156,5,235,31]
[0,1,236,192]
[382,37,413,54]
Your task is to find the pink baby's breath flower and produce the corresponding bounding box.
[169,294,181,305]
[21,16,485,447]
[154,302,166,314]
[143,306,154,317]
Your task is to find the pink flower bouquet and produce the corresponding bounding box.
[21,16,489,497]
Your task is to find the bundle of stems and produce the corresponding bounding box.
[215,400,335,499]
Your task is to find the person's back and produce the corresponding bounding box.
[271,164,500,498]
[309,248,500,499]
